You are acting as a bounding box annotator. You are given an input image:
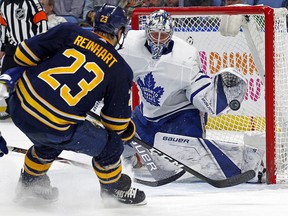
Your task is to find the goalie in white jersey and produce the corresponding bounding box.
[119,10,265,182]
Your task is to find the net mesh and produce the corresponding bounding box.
[132,7,288,183]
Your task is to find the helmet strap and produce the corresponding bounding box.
[116,28,127,50]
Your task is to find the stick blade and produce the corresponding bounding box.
[208,170,256,188]
[134,170,186,187]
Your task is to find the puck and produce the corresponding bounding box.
[229,100,240,111]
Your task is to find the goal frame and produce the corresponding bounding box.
[130,6,277,184]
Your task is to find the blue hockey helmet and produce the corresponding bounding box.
[145,10,174,60]
[94,4,129,37]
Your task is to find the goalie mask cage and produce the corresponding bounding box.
[130,6,288,184]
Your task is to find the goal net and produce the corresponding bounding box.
[130,5,288,184]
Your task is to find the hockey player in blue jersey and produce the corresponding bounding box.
[0,4,146,205]
[119,10,265,182]
[0,79,9,157]
[0,131,8,157]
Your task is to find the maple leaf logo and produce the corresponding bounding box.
[137,72,164,106]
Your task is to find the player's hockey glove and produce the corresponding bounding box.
[119,120,136,142]
[0,67,26,98]
[0,74,10,99]
[0,132,8,157]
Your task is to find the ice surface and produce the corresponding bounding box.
[1,119,288,216]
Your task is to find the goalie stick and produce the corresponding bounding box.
[86,112,186,187]
[8,145,184,187]
[129,139,186,187]
[87,111,256,188]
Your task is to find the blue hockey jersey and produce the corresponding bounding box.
[12,22,133,134]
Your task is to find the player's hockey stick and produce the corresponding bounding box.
[133,169,186,187]
[87,111,256,188]
[7,146,92,169]
[129,139,186,187]
[86,112,186,187]
[7,145,184,187]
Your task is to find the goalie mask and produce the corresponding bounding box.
[145,10,174,60]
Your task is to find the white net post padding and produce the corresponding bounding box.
[131,6,288,184]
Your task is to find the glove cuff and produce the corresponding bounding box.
[121,120,136,142]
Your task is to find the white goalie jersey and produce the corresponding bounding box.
[120,30,203,120]
[119,30,261,182]
[119,30,247,121]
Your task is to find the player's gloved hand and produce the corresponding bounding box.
[120,120,136,142]
[0,132,8,157]
[0,80,9,100]
[0,74,12,99]
[0,67,26,96]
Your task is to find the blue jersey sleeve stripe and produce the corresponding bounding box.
[22,73,86,122]
[100,111,131,123]
[14,46,38,67]
[17,79,76,126]
[15,88,71,131]
[101,120,129,132]
[21,41,41,62]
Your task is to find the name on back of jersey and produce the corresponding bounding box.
[73,35,118,68]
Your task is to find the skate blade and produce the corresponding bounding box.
[101,195,147,208]
[14,187,59,203]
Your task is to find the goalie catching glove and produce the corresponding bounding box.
[213,67,248,113]
[193,67,247,116]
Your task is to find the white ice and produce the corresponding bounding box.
[1,119,288,216]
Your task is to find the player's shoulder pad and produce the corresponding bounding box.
[52,22,81,34]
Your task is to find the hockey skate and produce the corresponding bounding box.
[100,174,147,206]
[15,170,59,201]
[0,111,10,120]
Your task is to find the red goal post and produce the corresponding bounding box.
[130,6,288,184]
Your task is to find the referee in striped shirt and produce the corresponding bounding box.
[0,0,48,73]
[0,0,48,119]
